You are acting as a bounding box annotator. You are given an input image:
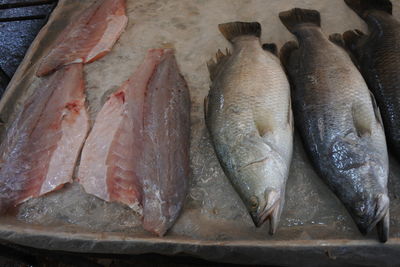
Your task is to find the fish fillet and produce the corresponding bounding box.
[0,63,89,213]
[78,49,165,213]
[36,0,128,77]
[142,50,190,236]
[79,49,190,236]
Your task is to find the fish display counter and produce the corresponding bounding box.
[0,0,399,266]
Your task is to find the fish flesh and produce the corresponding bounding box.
[205,22,293,234]
[78,49,190,236]
[141,50,190,236]
[343,0,400,160]
[78,50,161,214]
[279,8,389,242]
[0,63,89,213]
[36,0,128,77]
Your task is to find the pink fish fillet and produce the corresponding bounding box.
[78,49,190,236]
[142,49,190,236]
[36,0,128,77]
[0,63,89,213]
[78,50,165,213]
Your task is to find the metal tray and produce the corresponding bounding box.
[0,0,399,266]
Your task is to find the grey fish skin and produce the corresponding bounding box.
[279,8,389,242]
[343,0,400,160]
[205,22,293,234]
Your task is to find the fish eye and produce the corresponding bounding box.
[250,196,259,210]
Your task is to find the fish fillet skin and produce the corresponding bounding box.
[78,49,166,214]
[36,0,127,77]
[79,49,190,235]
[0,63,89,213]
[142,50,190,236]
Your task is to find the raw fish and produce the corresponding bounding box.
[205,22,293,234]
[344,0,400,160]
[0,63,89,213]
[280,8,389,242]
[79,49,190,236]
[36,0,127,77]
[142,50,190,236]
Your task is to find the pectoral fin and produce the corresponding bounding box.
[369,90,383,126]
[352,103,372,137]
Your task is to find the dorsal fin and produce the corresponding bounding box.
[279,41,299,70]
[343,30,365,53]
[203,95,209,121]
[329,33,346,48]
[207,48,231,81]
[329,33,360,67]
[262,43,278,56]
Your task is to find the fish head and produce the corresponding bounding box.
[328,135,389,238]
[247,187,284,232]
[347,191,389,235]
[232,144,289,234]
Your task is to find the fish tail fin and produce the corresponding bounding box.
[207,48,231,81]
[345,0,392,17]
[262,43,278,56]
[279,8,321,33]
[279,41,299,69]
[218,21,261,43]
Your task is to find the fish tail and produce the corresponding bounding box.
[279,8,321,33]
[218,21,261,43]
[345,0,392,17]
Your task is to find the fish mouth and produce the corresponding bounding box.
[355,194,390,242]
[250,190,283,235]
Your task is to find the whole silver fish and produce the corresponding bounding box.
[279,8,389,242]
[344,0,400,160]
[205,22,293,234]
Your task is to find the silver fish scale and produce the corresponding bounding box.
[206,35,293,231]
[286,25,389,236]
